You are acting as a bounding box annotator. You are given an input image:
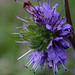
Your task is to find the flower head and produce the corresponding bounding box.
[15,0,72,74]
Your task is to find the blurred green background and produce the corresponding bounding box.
[0,0,75,75]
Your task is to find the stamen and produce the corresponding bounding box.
[56,64,58,72]
[53,10,64,26]
[52,66,55,75]
[59,10,64,18]
[34,64,39,72]
[31,64,35,70]
[15,0,23,5]
[40,0,43,6]
[31,28,39,32]
[16,16,28,22]
[27,60,33,67]
[14,26,26,29]
[31,62,38,71]
[15,41,30,44]
[60,60,69,72]
[54,61,55,70]
[56,64,60,75]
[52,60,56,75]
[50,0,52,9]
[37,0,41,7]
[25,58,33,67]
[24,0,27,2]
[33,63,38,70]
[48,0,50,5]
[17,49,32,60]
[44,62,47,75]
[49,9,55,24]
[11,33,20,34]
[56,16,66,27]
[44,0,46,2]
[62,64,69,72]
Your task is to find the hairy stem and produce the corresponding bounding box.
[64,0,75,49]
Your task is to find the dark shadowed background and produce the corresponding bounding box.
[0,0,75,75]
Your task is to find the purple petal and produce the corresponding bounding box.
[54,37,63,41]
[61,58,67,65]
[48,60,53,68]
[39,55,47,67]
[43,2,50,10]
[35,5,39,10]
[57,24,72,37]
[52,4,58,11]
[62,24,72,30]
[47,40,53,49]
[54,43,66,59]
[27,54,33,59]
[58,31,71,37]
[48,46,56,60]
[56,17,66,30]
[57,25,62,30]
[59,40,71,49]
[57,17,66,26]
[46,24,52,30]
[55,57,60,64]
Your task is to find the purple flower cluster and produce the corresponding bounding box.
[24,38,70,73]
[16,0,72,74]
[34,2,72,36]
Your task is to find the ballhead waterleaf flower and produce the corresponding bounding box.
[14,0,72,74]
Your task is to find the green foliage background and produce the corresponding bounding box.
[0,0,75,75]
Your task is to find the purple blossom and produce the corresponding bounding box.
[34,2,72,37]
[47,37,69,73]
[15,0,72,74]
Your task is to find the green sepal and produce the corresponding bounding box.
[20,17,53,51]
